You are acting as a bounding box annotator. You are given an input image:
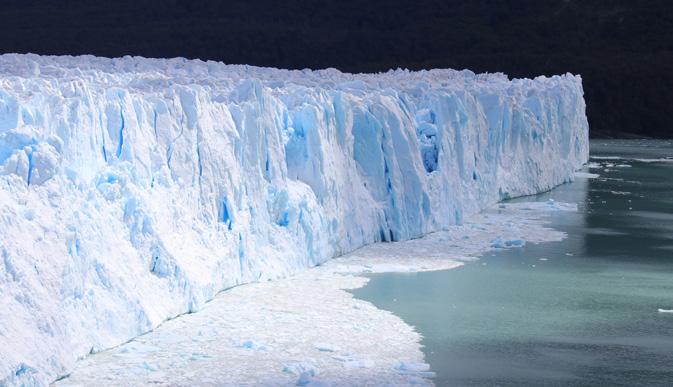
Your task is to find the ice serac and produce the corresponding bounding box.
[0,54,589,385]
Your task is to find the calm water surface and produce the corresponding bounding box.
[353,140,673,386]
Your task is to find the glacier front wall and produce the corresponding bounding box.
[0,54,588,385]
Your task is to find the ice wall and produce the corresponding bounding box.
[0,54,589,385]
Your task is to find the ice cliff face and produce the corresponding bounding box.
[0,54,589,385]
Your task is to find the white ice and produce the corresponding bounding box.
[573,172,600,179]
[634,158,673,163]
[0,54,588,385]
[590,155,673,163]
[54,201,573,386]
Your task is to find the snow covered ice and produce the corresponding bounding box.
[0,53,588,385]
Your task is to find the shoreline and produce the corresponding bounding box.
[55,199,574,386]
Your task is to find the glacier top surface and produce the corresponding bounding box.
[0,53,579,94]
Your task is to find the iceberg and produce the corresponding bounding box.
[0,54,589,385]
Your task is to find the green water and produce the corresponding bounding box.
[353,140,673,386]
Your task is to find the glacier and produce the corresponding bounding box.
[0,53,589,386]
[54,199,576,386]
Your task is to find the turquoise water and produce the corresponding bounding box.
[353,140,673,386]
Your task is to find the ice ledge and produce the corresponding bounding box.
[0,54,588,385]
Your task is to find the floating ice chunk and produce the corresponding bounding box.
[590,156,673,164]
[491,236,506,248]
[506,239,526,247]
[590,156,622,160]
[395,361,430,372]
[491,236,525,248]
[574,171,600,179]
[394,361,435,377]
[634,158,673,163]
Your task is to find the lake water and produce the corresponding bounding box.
[352,140,673,386]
